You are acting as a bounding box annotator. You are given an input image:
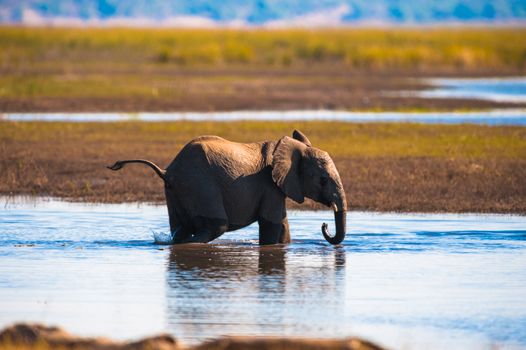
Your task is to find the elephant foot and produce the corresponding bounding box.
[184,230,220,243]
[186,217,228,243]
[170,226,191,244]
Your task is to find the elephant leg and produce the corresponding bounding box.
[165,187,193,242]
[279,217,291,244]
[258,190,288,245]
[258,218,284,245]
[184,217,228,243]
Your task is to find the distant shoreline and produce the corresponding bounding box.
[2,70,526,113]
[1,27,525,112]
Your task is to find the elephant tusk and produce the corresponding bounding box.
[331,202,338,212]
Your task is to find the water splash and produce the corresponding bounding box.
[152,230,173,244]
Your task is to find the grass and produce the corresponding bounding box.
[2,27,525,70]
[1,27,525,112]
[3,120,524,158]
[1,121,525,213]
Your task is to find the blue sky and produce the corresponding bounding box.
[1,0,525,26]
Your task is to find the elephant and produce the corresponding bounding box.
[107,130,347,245]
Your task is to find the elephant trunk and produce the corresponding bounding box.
[321,195,347,245]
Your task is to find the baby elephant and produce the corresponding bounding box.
[108,130,347,245]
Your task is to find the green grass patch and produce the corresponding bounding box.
[2,121,524,159]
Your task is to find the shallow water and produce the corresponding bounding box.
[414,77,526,104]
[3,77,526,126]
[2,109,526,125]
[1,197,525,349]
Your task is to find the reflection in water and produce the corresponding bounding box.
[258,246,287,276]
[2,197,526,349]
[333,246,346,270]
[165,244,346,344]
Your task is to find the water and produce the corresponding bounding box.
[2,109,526,126]
[2,77,526,125]
[1,197,526,349]
[412,77,526,104]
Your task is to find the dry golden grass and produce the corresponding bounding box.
[2,27,525,70]
[1,121,525,213]
[1,27,525,112]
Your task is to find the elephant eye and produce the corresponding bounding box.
[320,176,328,186]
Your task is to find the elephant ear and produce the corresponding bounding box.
[292,129,312,147]
[272,136,305,203]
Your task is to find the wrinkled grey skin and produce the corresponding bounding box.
[108,130,347,245]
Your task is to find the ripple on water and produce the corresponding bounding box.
[1,196,526,349]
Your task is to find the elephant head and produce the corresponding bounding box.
[272,130,347,245]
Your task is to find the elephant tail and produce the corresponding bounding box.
[107,159,166,181]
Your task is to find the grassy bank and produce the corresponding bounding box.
[1,27,525,112]
[1,121,525,213]
[2,27,526,70]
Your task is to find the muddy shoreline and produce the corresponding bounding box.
[2,69,526,113]
[1,121,524,214]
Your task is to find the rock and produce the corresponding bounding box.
[0,324,385,350]
[0,323,179,350]
[193,337,385,350]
